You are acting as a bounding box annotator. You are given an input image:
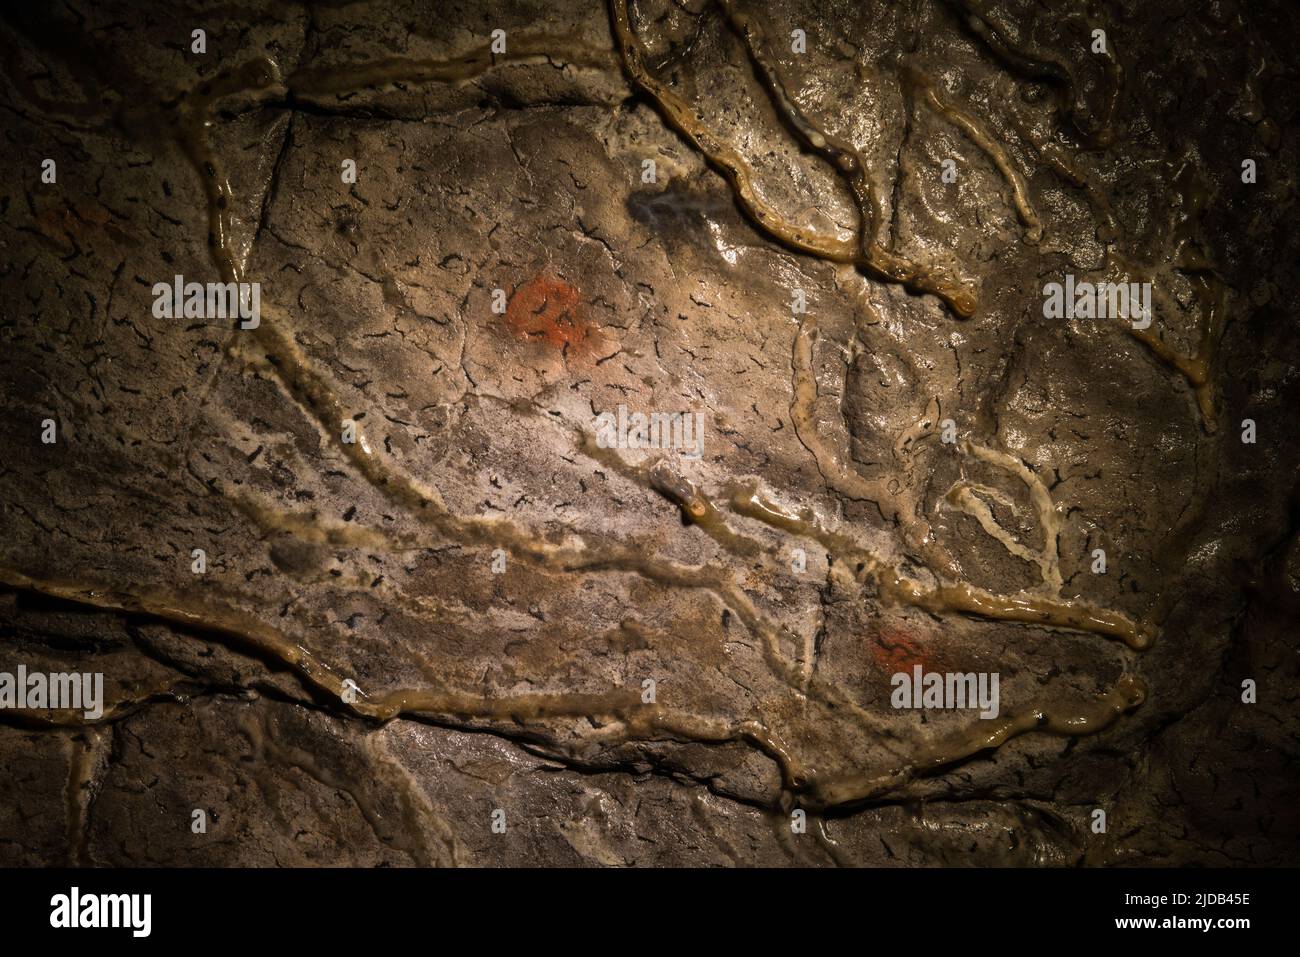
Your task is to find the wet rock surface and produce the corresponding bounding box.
[0,0,1297,866]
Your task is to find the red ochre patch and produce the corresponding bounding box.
[36,200,111,245]
[505,273,594,355]
[869,626,942,675]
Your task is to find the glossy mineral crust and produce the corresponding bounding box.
[1,0,1297,866]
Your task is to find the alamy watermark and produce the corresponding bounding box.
[594,404,704,460]
[891,665,1000,719]
[152,274,261,329]
[0,666,103,719]
[1043,275,1151,329]
[50,887,150,937]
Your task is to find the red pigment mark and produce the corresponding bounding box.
[505,273,593,355]
[36,201,110,245]
[869,626,942,674]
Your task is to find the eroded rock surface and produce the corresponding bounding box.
[1,0,1297,866]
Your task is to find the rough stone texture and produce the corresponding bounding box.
[0,0,1297,866]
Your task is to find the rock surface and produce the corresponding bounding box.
[0,0,1297,866]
